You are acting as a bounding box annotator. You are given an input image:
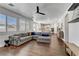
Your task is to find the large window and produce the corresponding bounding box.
[19,19,26,31]
[26,21,30,32]
[7,16,17,31]
[0,14,6,32]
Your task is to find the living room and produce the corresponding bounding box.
[0,3,79,56]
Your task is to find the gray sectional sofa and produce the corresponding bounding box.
[31,32,51,43]
[9,32,51,46]
[9,33,32,46]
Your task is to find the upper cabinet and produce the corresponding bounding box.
[68,3,79,11]
[73,6,79,20]
[67,11,74,22]
[68,3,79,23]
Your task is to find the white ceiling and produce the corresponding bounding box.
[0,3,71,24]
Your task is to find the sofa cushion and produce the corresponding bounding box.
[38,36,50,39]
[35,32,41,35]
[41,32,50,36]
[20,33,27,37]
[31,32,35,35]
[14,34,21,36]
[31,32,40,35]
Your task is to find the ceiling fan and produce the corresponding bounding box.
[36,6,46,15]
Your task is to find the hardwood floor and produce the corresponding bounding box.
[0,34,68,56]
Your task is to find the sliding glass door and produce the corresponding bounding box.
[0,14,6,32]
[7,16,17,31]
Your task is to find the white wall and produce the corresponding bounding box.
[64,14,69,42]
[63,10,79,47]
[69,22,79,46]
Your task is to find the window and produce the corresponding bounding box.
[19,19,26,31]
[33,22,36,31]
[0,14,6,32]
[26,21,30,32]
[7,16,17,31]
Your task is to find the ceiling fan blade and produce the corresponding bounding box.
[37,6,39,13]
[36,6,46,15]
[38,12,46,15]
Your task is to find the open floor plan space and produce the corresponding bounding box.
[0,35,67,56]
[0,3,79,56]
